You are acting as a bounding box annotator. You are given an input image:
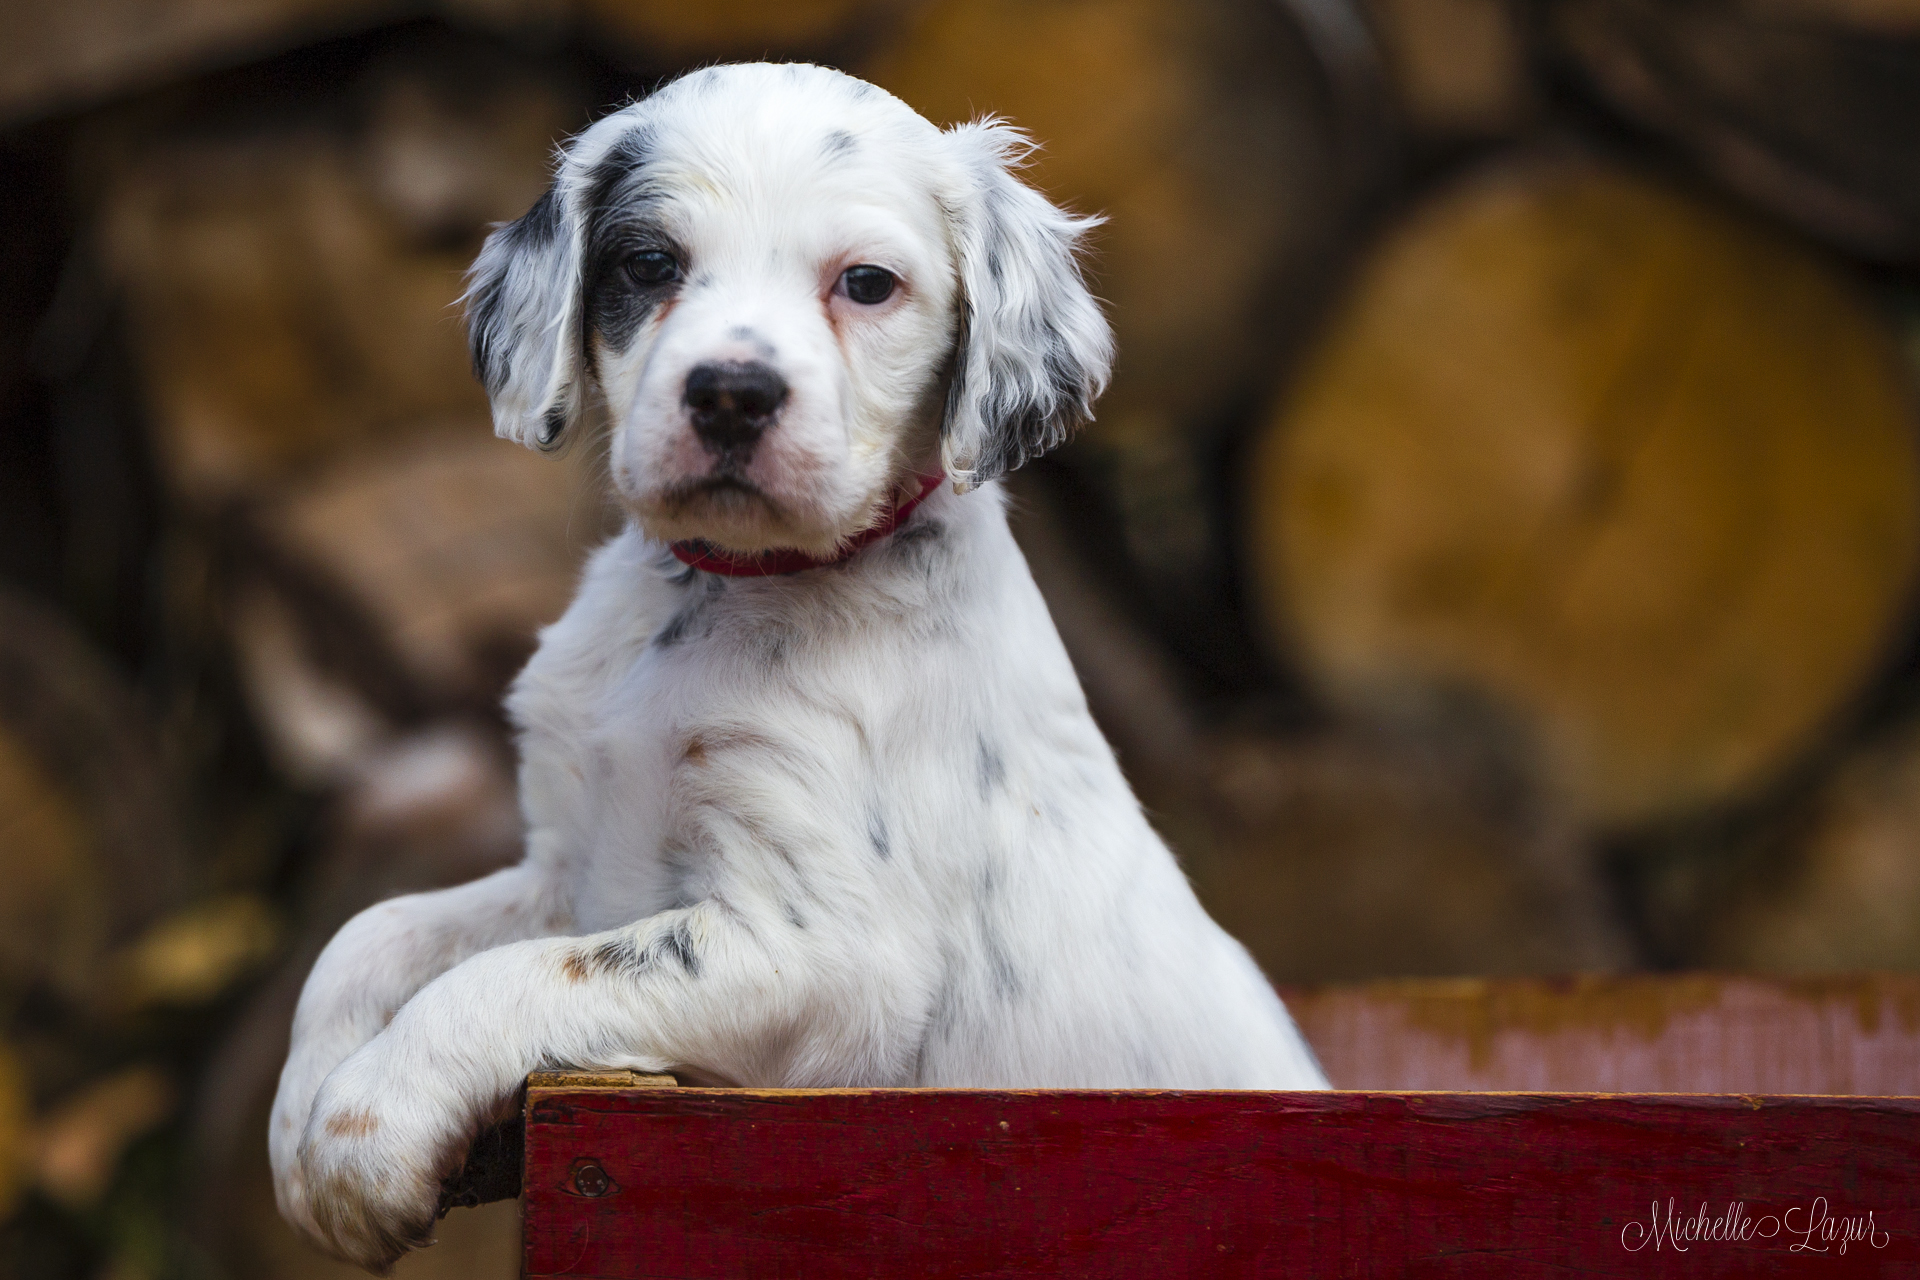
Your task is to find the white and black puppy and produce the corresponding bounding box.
[270,61,1326,1273]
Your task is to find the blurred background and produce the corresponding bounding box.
[1,0,1918,1274]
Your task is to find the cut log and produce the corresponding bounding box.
[1183,729,1631,979]
[102,139,487,503]
[1552,0,1920,260]
[1363,0,1535,137]
[1250,157,1920,826]
[0,1046,25,1219]
[0,0,408,126]
[1754,0,1920,27]
[864,0,1390,640]
[1699,720,1920,971]
[95,55,573,507]
[0,590,186,1007]
[577,0,911,60]
[1007,471,1634,977]
[236,426,610,729]
[92,56,607,741]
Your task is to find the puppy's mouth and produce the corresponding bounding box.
[643,468,818,552]
[658,471,779,515]
[628,437,849,555]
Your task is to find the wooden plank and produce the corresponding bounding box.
[437,1074,678,1215]
[525,1070,678,1090]
[523,1086,1920,1277]
[1285,972,1920,1094]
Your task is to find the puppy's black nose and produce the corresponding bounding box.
[685,361,788,455]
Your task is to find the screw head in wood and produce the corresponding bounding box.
[570,1159,613,1198]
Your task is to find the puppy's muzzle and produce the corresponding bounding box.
[685,361,788,463]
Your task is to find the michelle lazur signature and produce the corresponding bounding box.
[1621,1197,1892,1255]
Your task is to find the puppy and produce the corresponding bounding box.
[270,62,1327,1272]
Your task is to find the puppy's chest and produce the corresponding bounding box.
[563,578,915,896]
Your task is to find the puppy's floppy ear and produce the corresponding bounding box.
[464,183,586,450]
[940,120,1115,490]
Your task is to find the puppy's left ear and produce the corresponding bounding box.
[940,121,1114,489]
[463,184,586,450]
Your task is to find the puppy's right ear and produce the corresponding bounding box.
[464,186,585,450]
[938,120,1113,491]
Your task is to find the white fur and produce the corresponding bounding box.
[271,62,1325,1273]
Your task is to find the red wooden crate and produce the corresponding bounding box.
[509,975,1920,1278]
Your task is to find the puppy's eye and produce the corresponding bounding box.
[840,265,896,305]
[626,251,680,286]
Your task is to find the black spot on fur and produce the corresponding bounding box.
[584,237,677,356]
[469,124,676,451]
[942,304,973,449]
[516,185,563,246]
[586,936,633,975]
[976,735,1006,798]
[653,574,725,647]
[983,934,1019,1000]
[768,840,801,875]
[893,519,943,545]
[652,603,698,649]
[579,128,679,357]
[588,918,701,979]
[912,945,963,1081]
[979,918,1020,1001]
[725,326,777,359]
[659,919,700,976]
[891,516,951,583]
[749,626,793,667]
[467,283,508,393]
[963,321,1093,482]
[783,901,807,930]
[868,808,891,861]
[468,188,563,396]
[822,129,857,158]
[583,128,657,219]
[940,183,1102,482]
[974,865,1021,1001]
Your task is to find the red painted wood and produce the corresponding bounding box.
[522,1088,1920,1277]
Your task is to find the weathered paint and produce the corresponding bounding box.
[1283,972,1920,1092]
[522,1086,1920,1277]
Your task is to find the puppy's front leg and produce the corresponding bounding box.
[297,898,810,1271]
[271,863,563,1249]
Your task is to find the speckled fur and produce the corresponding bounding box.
[271,63,1324,1274]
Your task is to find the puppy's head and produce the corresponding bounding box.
[466,63,1112,555]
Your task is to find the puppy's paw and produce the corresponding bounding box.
[297,1049,471,1274]
[272,1043,360,1247]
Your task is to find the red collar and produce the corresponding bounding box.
[668,472,948,577]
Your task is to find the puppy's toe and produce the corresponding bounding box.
[299,1102,448,1272]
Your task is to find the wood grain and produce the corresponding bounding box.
[1286,972,1920,1094]
[1249,157,1920,826]
[523,1087,1920,1277]
[525,1070,678,1090]
[866,0,1383,653]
